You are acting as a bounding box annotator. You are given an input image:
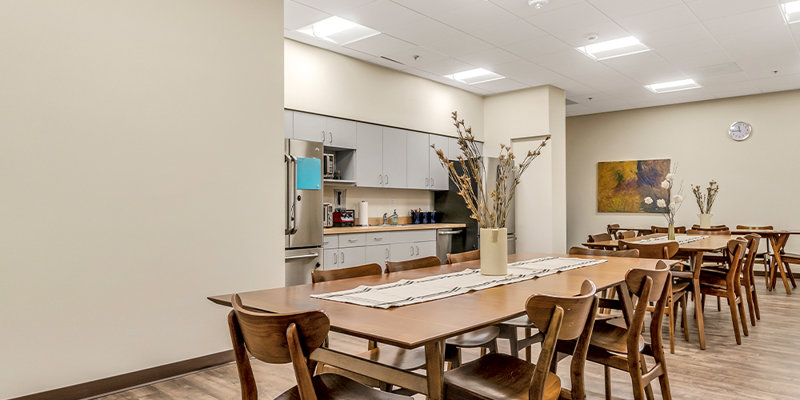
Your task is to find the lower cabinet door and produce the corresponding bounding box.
[415,241,437,258]
[365,245,391,271]
[338,246,366,269]
[323,248,339,270]
[389,242,416,262]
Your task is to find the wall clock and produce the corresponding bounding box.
[728,121,751,141]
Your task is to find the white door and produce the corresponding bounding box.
[429,134,450,190]
[389,242,416,262]
[365,245,391,271]
[356,123,383,188]
[414,241,437,258]
[326,117,357,149]
[338,247,366,269]
[323,248,339,270]
[382,128,407,188]
[512,136,553,253]
[406,131,430,189]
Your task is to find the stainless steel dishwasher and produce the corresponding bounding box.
[436,228,464,264]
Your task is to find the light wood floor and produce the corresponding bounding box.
[99,277,800,399]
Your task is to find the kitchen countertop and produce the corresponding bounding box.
[324,223,466,235]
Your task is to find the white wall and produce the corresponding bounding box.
[285,39,485,140]
[324,187,432,220]
[0,1,285,398]
[566,90,800,251]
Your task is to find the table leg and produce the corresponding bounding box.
[692,251,706,350]
[770,235,792,295]
[425,340,445,400]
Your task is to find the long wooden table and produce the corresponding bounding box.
[208,252,667,399]
[730,229,800,295]
[583,234,732,350]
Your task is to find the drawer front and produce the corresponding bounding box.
[366,231,403,245]
[322,235,338,249]
[338,233,366,248]
[402,229,436,243]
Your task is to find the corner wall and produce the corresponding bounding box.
[566,90,800,251]
[0,1,285,398]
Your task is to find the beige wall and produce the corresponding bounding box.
[0,1,285,398]
[566,90,800,251]
[285,39,485,140]
[323,187,432,220]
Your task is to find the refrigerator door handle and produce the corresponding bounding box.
[285,253,320,261]
[285,154,292,235]
[288,155,298,235]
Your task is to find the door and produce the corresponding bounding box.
[406,131,430,189]
[382,128,407,188]
[414,241,437,258]
[287,139,323,249]
[323,248,339,270]
[294,112,326,142]
[326,117,357,149]
[365,245,390,271]
[285,248,322,286]
[356,123,383,188]
[389,242,416,262]
[429,134,450,190]
[338,247,366,269]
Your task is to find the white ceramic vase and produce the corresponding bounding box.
[480,228,508,276]
[698,213,713,229]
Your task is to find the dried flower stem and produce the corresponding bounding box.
[691,180,719,214]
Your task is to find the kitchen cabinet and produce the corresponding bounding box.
[325,230,437,270]
[284,110,294,139]
[381,127,407,189]
[323,246,365,270]
[293,111,325,142]
[365,245,391,270]
[406,131,430,189]
[356,123,383,188]
[293,111,356,148]
[429,134,450,190]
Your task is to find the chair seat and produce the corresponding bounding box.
[499,315,534,327]
[590,320,645,354]
[357,345,427,371]
[672,280,690,294]
[781,253,800,263]
[445,326,500,348]
[699,271,730,289]
[671,270,693,279]
[276,373,412,399]
[444,353,561,400]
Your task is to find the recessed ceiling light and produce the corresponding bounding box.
[576,36,650,61]
[444,68,505,85]
[297,16,380,46]
[645,79,702,94]
[781,1,800,24]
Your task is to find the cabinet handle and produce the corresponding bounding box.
[341,251,345,263]
[385,248,389,259]
[321,130,326,142]
[385,174,389,185]
[431,177,434,186]
[416,245,420,255]
[379,174,383,184]
[410,246,414,256]
[373,237,383,241]
[425,177,429,186]
[328,131,333,144]
[334,252,338,264]
[348,238,357,242]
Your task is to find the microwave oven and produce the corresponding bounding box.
[323,153,335,179]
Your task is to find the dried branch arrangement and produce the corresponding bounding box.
[431,111,549,229]
[691,180,719,214]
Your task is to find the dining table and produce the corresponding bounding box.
[582,233,734,350]
[208,252,668,399]
[730,229,800,295]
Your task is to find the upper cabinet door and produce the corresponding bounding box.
[356,123,383,188]
[448,137,462,161]
[294,112,326,143]
[406,131,429,190]
[284,110,294,139]
[325,117,357,149]
[429,134,450,190]
[382,128,407,189]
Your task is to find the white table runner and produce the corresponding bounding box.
[635,234,708,245]
[311,257,608,309]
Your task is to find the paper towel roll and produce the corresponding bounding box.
[359,201,369,226]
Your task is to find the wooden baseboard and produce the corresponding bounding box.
[10,350,234,400]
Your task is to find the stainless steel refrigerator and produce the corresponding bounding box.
[284,139,323,286]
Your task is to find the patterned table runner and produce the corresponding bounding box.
[311,257,607,309]
[636,234,708,245]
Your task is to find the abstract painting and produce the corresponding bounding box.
[597,159,670,213]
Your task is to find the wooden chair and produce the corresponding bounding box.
[385,256,442,273]
[568,247,640,258]
[736,225,774,289]
[687,228,731,235]
[699,239,750,344]
[691,224,729,231]
[387,256,500,366]
[310,263,427,391]
[446,249,480,264]
[443,281,598,400]
[229,295,410,400]
[651,226,686,234]
[616,230,637,240]
[607,223,621,236]
[588,232,612,243]
[740,234,762,324]
[584,262,673,400]
[311,263,383,283]
[618,240,689,354]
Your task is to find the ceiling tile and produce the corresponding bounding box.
[749,73,800,92]
[488,0,587,20]
[381,45,448,68]
[471,18,550,47]
[293,0,378,15]
[636,23,717,49]
[501,34,573,60]
[490,59,565,86]
[456,48,520,69]
[702,6,787,37]
[587,0,683,20]
[524,2,627,47]
[344,34,416,58]
[616,4,698,35]
[473,78,529,93]
[414,57,475,76]
[285,0,330,30]
[684,0,779,21]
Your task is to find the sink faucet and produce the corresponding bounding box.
[382,212,389,225]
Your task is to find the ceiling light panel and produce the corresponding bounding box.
[645,79,702,93]
[297,16,380,45]
[782,1,800,24]
[444,68,505,85]
[576,36,650,60]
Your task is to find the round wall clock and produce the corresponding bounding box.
[728,121,752,141]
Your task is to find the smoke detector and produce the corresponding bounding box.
[528,0,549,9]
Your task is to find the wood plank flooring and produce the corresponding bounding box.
[99,277,800,399]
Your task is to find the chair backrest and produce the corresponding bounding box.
[386,256,442,273]
[619,240,679,259]
[229,294,330,400]
[736,225,773,230]
[616,230,637,240]
[525,280,598,400]
[691,224,729,231]
[447,249,480,264]
[624,262,671,360]
[311,263,382,283]
[740,234,761,283]
[588,232,612,243]
[606,224,620,235]
[651,225,686,234]
[568,246,640,258]
[687,228,731,235]
[722,238,748,286]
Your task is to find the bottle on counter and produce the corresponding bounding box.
[390,209,399,225]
